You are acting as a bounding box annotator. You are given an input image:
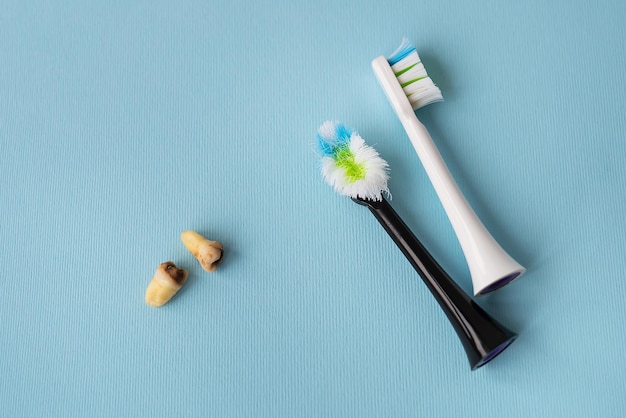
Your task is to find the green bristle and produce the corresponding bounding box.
[394,62,418,77]
[334,145,366,183]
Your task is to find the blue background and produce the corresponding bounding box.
[2,0,625,416]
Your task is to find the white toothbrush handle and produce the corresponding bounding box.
[372,56,525,295]
[403,115,525,294]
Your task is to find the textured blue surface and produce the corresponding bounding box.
[2,0,626,416]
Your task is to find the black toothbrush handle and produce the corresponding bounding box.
[353,196,517,370]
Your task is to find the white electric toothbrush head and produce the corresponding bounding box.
[372,38,525,295]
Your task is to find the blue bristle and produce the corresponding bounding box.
[334,123,352,143]
[387,38,416,66]
[317,122,354,156]
[317,136,335,156]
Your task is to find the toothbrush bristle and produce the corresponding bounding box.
[387,37,443,110]
[317,121,390,201]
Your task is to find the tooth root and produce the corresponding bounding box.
[180,230,205,254]
[145,261,188,307]
[181,230,224,272]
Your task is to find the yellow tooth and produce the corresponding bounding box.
[145,261,189,307]
[181,230,224,272]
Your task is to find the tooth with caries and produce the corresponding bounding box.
[145,261,189,307]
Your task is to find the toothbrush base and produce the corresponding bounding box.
[473,335,517,370]
[476,272,522,296]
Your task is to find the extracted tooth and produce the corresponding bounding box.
[145,261,189,307]
[181,230,224,272]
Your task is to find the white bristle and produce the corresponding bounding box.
[390,49,443,110]
[319,131,390,202]
[318,120,339,143]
